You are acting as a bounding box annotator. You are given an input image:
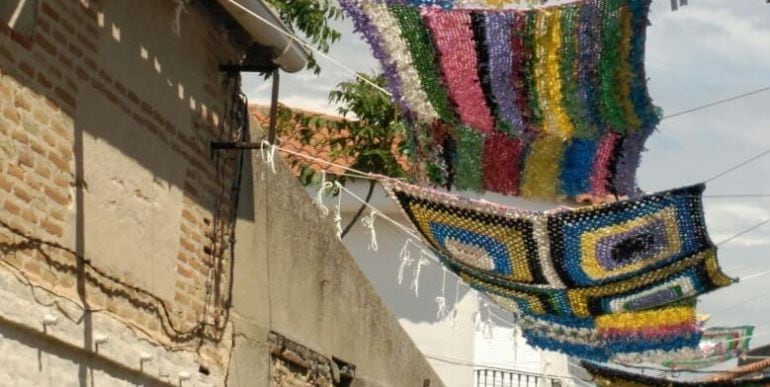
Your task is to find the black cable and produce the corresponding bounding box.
[662,86,770,121]
[705,194,770,199]
[704,149,770,184]
[717,217,770,246]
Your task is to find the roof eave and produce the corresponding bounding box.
[217,0,309,73]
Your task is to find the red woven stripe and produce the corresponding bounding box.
[483,132,524,195]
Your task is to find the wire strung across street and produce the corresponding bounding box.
[267,141,770,259]
[662,86,770,121]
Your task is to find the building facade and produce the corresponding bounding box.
[0,0,442,386]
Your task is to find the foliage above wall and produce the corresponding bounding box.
[265,0,344,74]
[276,73,408,186]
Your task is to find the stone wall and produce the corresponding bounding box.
[0,0,251,383]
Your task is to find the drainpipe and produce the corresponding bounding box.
[217,0,309,73]
[268,68,279,144]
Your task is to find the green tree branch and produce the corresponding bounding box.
[265,0,343,74]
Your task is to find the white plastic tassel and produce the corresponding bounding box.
[445,278,460,329]
[360,209,378,252]
[445,307,458,329]
[511,327,518,360]
[333,182,343,240]
[172,0,189,37]
[435,296,448,320]
[473,298,494,340]
[260,140,277,176]
[410,252,430,298]
[397,240,414,285]
[482,320,494,340]
[314,170,333,216]
[435,267,449,321]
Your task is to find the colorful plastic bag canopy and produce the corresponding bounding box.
[342,0,660,200]
[383,179,735,360]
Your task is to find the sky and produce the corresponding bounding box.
[244,0,770,349]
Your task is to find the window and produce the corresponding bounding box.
[269,332,357,387]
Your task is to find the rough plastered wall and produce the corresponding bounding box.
[0,0,249,385]
[227,123,445,387]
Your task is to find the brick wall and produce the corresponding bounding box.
[1,1,447,386]
[0,0,250,383]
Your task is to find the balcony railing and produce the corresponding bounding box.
[474,369,563,387]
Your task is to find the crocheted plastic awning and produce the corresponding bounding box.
[580,360,770,386]
[512,301,704,361]
[615,326,756,370]
[383,179,735,360]
[342,0,660,200]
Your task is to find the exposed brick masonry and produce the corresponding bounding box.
[0,0,248,377]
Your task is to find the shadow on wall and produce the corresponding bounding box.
[0,316,175,387]
[4,0,255,213]
[0,0,263,381]
[340,196,474,324]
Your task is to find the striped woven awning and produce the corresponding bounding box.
[383,179,735,360]
[342,0,659,201]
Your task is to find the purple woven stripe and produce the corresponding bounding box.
[578,0,602,131]
[613,125,655,197]
[380,0,453,8]
[338,0,410,116]
[485,12,525,133]
[625,287,682,310]
[594,219,669,271]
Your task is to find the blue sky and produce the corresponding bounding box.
[245,0,770,348]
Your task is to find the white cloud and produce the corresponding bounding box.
[705,202,770,247]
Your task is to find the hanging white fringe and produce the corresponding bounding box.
[397,239,414,285]
[445,307,458,329]
[361,209,378,252]
[172,0,189,37]
[435,296,449,321]
[435,267,449,321]
[260,140,277,180]
[314,170,333,217]
[472,298,494,340]
[511,326,519,360]
[444,277,460,329]
[333,182,343,240]
[410,252,430,298]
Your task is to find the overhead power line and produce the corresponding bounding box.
[705,194,770,199]
[705,149,770,183]
[716,217,770,246]
[662,86,770,120]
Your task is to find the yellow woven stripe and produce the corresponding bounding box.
[567,248,718,317]
[594,305,695,330]
[408,202,535,283]
[520,136,565,198]
[618,5,641,130]
[463,274,547,315]
[536,9,575,139]
[580,206,682,281]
